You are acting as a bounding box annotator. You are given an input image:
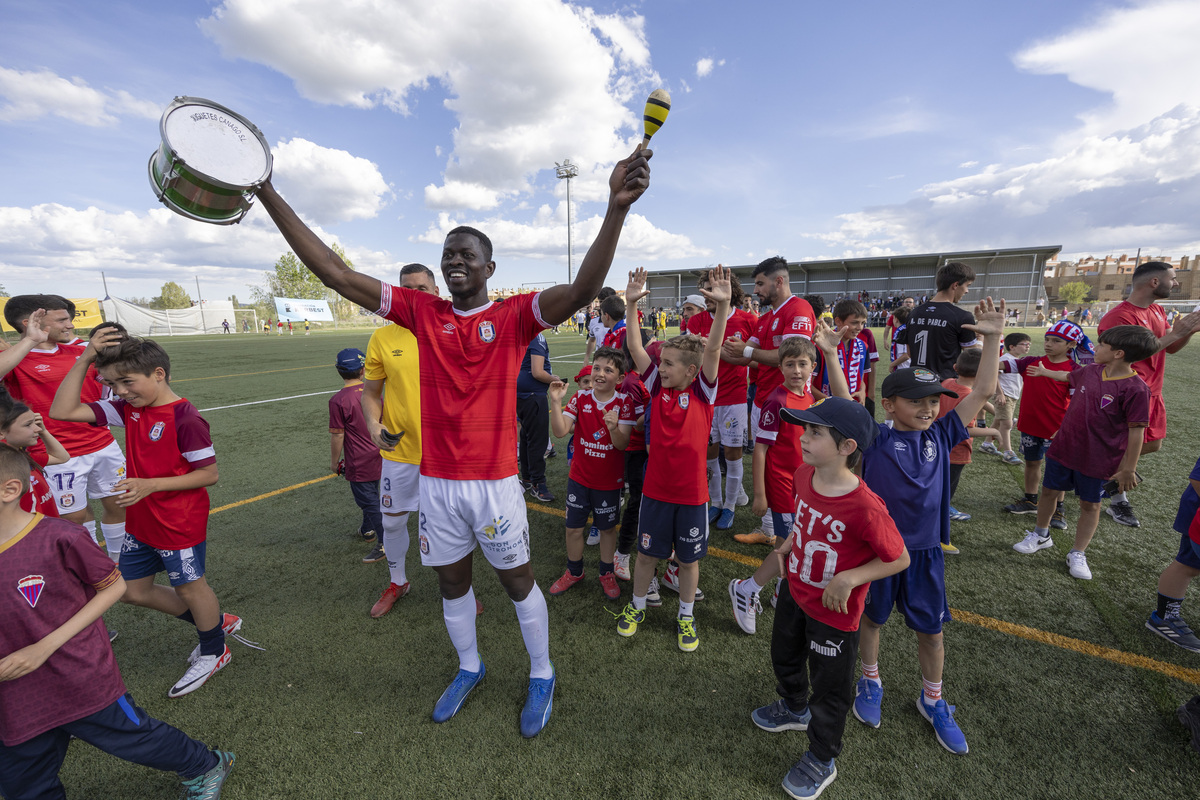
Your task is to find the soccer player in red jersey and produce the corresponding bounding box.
[1,296,128,560]
[722,257,817,546]
[547,346,634,600]
[615,266,731,652]
[1096,261,1200,526]
[51,331,247,700]
[255,146,651,737]
[686,269,757,531]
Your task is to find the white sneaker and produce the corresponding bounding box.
[978,441,1000,456]
[1067,550,1092,580]
[586,526,600,546]
[169,646,230,698]
[614,552,631,581]
[1013,531,1054,554]
[661,562,705,600]
[646,576,662,608]
[729,579,761,635]
[735,487,750,507]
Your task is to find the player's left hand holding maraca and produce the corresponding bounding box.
[610,145,652,210]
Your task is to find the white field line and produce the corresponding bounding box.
[200,390,337,412]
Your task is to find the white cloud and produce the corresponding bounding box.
[695,57,725,78]
[0,67,159,126]
[959,160,979,168]
[201,0,660,211]
[809,2,1200,260]
[414,205,710,263]
[270,138,391,225]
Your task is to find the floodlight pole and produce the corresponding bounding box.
[555,159,579,284]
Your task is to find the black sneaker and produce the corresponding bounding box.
[531,483,555,503]
[1050,502,1068,530]
[545,446,557,459]
[1106,500,1140,528]
[1179,696,1200,754]
[1003,498,1039,514]
[519,478,533,493]
[360,529,377,542]
[362,542,386,563]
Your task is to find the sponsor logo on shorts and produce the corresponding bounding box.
[149,421,165,441]
[810,639,844,657]
[419,534,429,555]
[482,516,512,541]
[478,320,496,343]
[181,555,200,582]
[503,553,519,563]
[59,492,75,508]
[17,575,45,608]
[641,533,651,549]
[117,466,126,479]
[679,394,689,409]
[381,494,392,508]
[568,493,577,503]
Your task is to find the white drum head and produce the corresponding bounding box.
[163,101,270,186]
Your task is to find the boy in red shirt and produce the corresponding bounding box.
[547,346,635,600]
[51,330,250,699]
[0,446,235,799]
[617,266,731,651]
[748,395,908,800]
[615,336,650,582]
[1012,325,1157,580]
[1,399,68,518]
[729,334,820,635]
[1000,320,1090,529]
[328,347,385,557]
[814,299,871,405]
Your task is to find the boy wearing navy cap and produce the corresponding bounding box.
[749,373,909,799]
[329,348,385,553]
[826,298,1005,756]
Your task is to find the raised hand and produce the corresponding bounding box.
[625,267,650,305]
[965,296,1006,338]
[23,309,50,344]
[700,264,732,306]
[609,146,652,209]
[603,405,620,431]
[812,318,840,353]
[548,380,568,403]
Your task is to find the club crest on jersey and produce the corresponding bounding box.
[149,421,165,441]
[478,320,496,343]
[1100,394,1114,409]
[419,534,429,555]
[772,318,780,331]
[922,440,937,462]
[59,493,75,508]
[381,494,392,508]
[18,575,45,608]
[482,516,511,540]
[679,394,690,409]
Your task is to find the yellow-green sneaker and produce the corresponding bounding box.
[617,603,645,637]
[677,615,699,652]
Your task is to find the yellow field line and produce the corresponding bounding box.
[173,364,328,383]
[209,475,338,514]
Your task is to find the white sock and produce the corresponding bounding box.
[382,513,410,586]
[742,576,763,595]
[724,460,744,511]
[442,588,480,673]
[679,600,695,618]
[100,522,125,563]
[761,512,774,538]
[79,519,99,547]
[513,584,552,680]
[707,459,722,506]
[1111,491,1128,503]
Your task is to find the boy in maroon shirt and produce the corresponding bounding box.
[0,446,234,800]
[1012,325,1159,579]
[50,329,250,699]
[328,348,384,549]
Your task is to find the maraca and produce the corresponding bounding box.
[642,89,671,148]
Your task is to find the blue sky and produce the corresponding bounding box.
[2,0,1199,304]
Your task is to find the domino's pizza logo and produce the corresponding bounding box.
[478,320,496,343]
[592,429,604,441]
[149,421,165,441]
[18,575,45,608]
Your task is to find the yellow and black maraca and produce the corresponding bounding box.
[641,89,671,148]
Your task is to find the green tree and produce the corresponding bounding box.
[1058,281,1091,306]
[228,294,241,308]
[0,282,8,297]
[251,246,360,321]
[327,243,357,321]
[152,281,192,309]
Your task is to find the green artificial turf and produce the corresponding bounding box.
[47,325,1200,799]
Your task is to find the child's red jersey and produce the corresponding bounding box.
[1005,355,1075,439]
[641,365,717,505]
[755,385,814,513]
[686,308,757,406]
[563,389,635,490]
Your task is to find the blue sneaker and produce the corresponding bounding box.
[751,698,811,732]
[781,752,837,800]
[716,508,735,530]
[432,662,485,722]
[520,663,555,738]
[708,506,721,524]
[916,694,969,754]
[852,677,882,728]
[180,750,235,800]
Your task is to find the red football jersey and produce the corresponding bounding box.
[686,308,757,406]
[936,378,975,465]
[755,385,814,513]
[785,462,906,632]
[564,390,636,490]
[14,447,59,517]
[641,365,717,505]
[1098,301,1167,394]
[1004,356,1075,439]
[3,344,112,458]
[0,515,124,745]
[619,373,649,452]
[378,284,546,480]
[750,295,816,407]
[87,398,215,549]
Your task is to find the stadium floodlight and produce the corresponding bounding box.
[554,159,579,283]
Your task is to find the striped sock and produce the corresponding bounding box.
[922,678,943,705]
[862,662,881,685]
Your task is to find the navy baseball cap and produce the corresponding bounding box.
[780,396,878,450]
[335,348,366,370]
[880,367,959,400]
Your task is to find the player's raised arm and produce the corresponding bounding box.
[547,380,574,440]
[813,320,851,400]
[0,309,49,379]
[537,147,652,325]
[700,265,731,384]
[257,181,383,312]
[49,325,119,424]
[623,269,652,375]
[955,297,1005,424]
